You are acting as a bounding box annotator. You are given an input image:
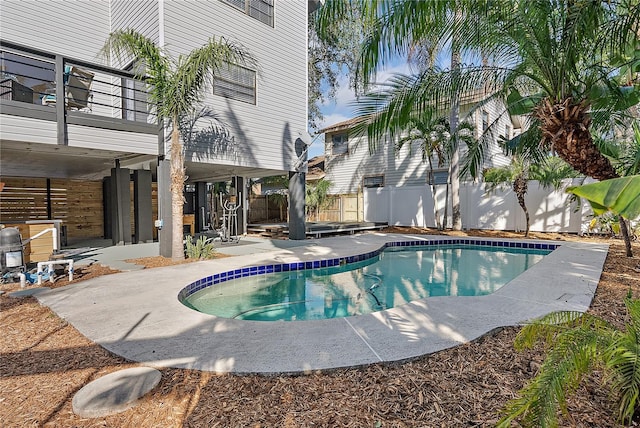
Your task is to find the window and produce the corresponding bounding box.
[363,175,384,188]
[428,170,449,185]
[481,110,489,132]
[504,124,511,140]
[331,134,348,156]
[122,61,149,122]
[221,0,274,26]
[213,62,256,104]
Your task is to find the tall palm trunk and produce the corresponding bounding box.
[513,173,530,237]
[170,118,186,260]
[536,97,632,256]
[536,98,617,181]
[450,11,463,231]
[427,155,442,229]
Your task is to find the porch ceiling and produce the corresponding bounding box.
[184,161,289,183]
[0,140,155,180]
[1,140,291,183]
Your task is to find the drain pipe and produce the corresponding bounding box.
[18,273,26,288]
[25,227,59,252]
[37,259,74,285]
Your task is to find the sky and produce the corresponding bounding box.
[307,60,413,159]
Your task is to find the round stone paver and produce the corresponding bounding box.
[72,367,161,418]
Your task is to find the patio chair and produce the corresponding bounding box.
[42,65,94,110]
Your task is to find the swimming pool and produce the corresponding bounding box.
[179,239,556,321]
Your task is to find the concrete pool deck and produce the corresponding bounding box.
[35,233,608,374]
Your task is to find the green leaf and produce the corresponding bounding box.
[567,176,640,219]
[506,89,541,116]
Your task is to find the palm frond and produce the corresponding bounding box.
[101,29,170,105]
[500,312,616,427]
[529,157,579,190]
[167,36,254,119]
[605,298,640,423]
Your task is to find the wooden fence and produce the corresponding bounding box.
[0,177,104,239]
[1,176,159,241]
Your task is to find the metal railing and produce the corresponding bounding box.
[0,40,156,124]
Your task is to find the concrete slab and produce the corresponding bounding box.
[72,367,161,418]
[36,233,608,374]
[8,287,50,298]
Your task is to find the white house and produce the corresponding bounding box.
[321,96,517,225]
[0,0,313,253]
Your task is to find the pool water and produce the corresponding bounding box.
[183,244,551,321]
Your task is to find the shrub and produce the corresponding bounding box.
[498,295,640,427]
[185,235,216,260]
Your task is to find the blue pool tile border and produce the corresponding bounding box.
[178,238,559,301]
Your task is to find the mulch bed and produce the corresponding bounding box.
[1,228,638,427]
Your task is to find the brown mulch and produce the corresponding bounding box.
[1,228,638,427]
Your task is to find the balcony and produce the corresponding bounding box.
[0,40,161,180]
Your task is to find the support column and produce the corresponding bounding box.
[236,177,245,235]
[157,159,172,257]
[288,171,306,240]
[194,182,207,232]
[133,170,153,243]
[110,164,131,245]
[288,136,307,240]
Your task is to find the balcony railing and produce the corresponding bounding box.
[0,40,157,128]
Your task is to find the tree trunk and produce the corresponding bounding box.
[619,217,633,257]
[449,11,462,231]
[170,121,185,260]
[513,173,530,237]
[535,98,618,181]
[427,156,442,230]
[535,97,633,256]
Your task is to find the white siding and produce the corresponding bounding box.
[324,98,517,194]
[467,97,512,169]
[110,0,159,42]
[0,114,58,145]
[0,0,110,62]
[386,140,440,187]
[67,124,158,154]
[324,133,388,194]
[162,1,308,172]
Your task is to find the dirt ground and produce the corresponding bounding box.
[1,228,639,427]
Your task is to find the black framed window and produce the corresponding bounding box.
[363,175,384,188]
[221,0,274,27]
[331,133,348,156]
[122,61,149,122]
[213,62,256,104]
[428,170,449,185]
[482,110,489,132]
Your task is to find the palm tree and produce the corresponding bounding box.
[350,0,487,231]
[341,0,638,251]
[498,296,640,427]
[102,29,254,260]
[393,115,475,230]
[261,175,290,221]
[480,0,639,254]
[305,178,332,221]
[484,157,579,237]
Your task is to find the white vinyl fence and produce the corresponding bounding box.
[364,179,593,233]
